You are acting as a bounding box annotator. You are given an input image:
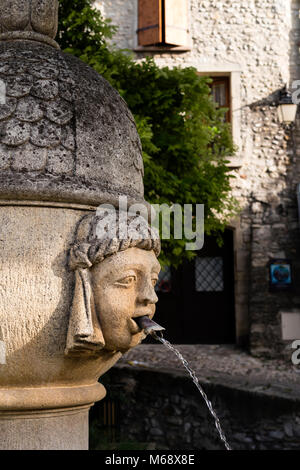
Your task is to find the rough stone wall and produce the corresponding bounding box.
[92,367,300,450]
[94,0,137,50]
[96,0,300,358]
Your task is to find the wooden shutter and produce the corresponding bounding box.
[164,0,188,46]
[138,0,163,46]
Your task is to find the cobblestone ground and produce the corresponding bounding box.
[120,343,300,400]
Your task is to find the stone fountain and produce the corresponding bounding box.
[0,0,160,450]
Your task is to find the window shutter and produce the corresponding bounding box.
[138,0,163,46]
[164,0,188,46]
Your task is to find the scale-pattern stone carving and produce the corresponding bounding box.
[0,41,145,206]
[0,44,73,173]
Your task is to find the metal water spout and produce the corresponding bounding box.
[135,316,165,336]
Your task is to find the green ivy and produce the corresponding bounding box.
[57,0,240,267]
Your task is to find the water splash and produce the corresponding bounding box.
[151,332,232,451]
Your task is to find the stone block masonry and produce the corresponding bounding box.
[93,365,300,450]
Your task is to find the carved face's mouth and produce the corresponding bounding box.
[130,314,151,334]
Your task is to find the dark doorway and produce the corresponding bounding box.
[150,229,236,344]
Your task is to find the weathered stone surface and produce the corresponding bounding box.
[0,0,58,40]
[46,146,74,175]
[95,364,300,450]
[5,75,33,98]
[30,62,59,80]
[45,99,73,125]
[0,97,16,120]
[0,40,145,208]
[30,119,61,148]
[0,407,89,450]
[61,124,75,151]
[12,144,47,171]
[1,118,30,146]
[0,143,11,169]
[31,0,59,39]
[0,0,29,34]
[30,79,59,100]
[15,96,43,122]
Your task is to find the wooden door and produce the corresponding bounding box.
[149,229,236,344]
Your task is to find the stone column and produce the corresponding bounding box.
[0,206,111,449]
[0,0,160,449]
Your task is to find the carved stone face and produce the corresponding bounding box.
[90,247,161,353]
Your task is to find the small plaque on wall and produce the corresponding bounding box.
[269,259,293,292]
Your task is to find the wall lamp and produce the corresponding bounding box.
[277,85,298,127]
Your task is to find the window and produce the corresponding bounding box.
[137,0,188,47]
[195,257,224,292]
[210,76,231,123]
[198,67,242,167]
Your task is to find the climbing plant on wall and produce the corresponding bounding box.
[57,0,239,266]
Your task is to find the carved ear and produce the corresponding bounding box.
[65,268,105,356]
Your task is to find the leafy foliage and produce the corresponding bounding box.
[57,0,239,266]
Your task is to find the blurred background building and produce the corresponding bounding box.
[95,0,300,360]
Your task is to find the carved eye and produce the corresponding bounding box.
[151,278,158,287]
[116,275,137,287]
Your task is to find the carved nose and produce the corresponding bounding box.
[139,280,158,305]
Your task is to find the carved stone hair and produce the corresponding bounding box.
[69,211,161,271]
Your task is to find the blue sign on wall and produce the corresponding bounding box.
[269,259,293,291]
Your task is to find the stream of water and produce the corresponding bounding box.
[151,332,232,451]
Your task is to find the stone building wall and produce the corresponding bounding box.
[95,0,300,358]
[95,0,137,50]
[91,366,300,450]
